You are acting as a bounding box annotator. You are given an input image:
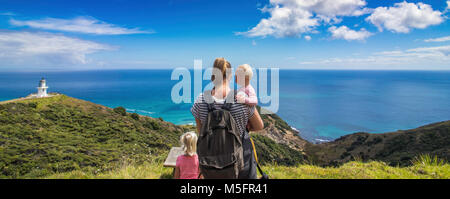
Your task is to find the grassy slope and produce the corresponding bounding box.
[263,161,450,179]
[0,95,185,178]
[46,158,450,179]
[46,160,174,179]
[0,95,306,178]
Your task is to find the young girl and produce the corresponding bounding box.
[174,132,200,179]
[235,64,258,106]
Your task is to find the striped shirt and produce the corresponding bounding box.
[191,91,255,135]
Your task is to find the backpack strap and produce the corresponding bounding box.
[249,137,269,179]
[222,90,237,111]
[207,103,215,112]
[203,90,216,112]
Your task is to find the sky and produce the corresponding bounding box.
[0,0,450,71]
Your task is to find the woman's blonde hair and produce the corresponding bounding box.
[180,132,198,156]
[211,57,232,85]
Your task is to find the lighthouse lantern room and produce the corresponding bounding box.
[37,77,48,98]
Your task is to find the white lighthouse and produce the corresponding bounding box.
[37,77,48,98]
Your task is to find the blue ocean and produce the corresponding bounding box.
[1,70,449,142]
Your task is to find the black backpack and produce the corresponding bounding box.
[197,90,244,179]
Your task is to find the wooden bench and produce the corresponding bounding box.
[163,147,184,168]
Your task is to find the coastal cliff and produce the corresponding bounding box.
[305,121,450,166]
[252,108,449,167]
[253,106,308,151]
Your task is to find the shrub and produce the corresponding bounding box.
[366,137,383,146]
[412,154,447,166]
[113,107,127,116]
[28,103,37,109]
[144,120,161,130]
[131,113,139,120]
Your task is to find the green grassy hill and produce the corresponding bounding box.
[0,95,304,178]
[45,155,449,179]
[263,157,450,179]
[0,95,186,178]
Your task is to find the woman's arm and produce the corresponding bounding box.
[195,117,202,134]
[245,86,258,106]
[248,107,264,131]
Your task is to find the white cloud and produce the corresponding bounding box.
[366,2,444,33]
[298,45,450,69]
[10,16,151,35]
[406,45,450,56]
[238,0,369,38]
[285,56,296,60]
[424,36,450,42]
[304,35,311,41]
[328,25,372,41]
[446,1,450,12]
[296,0,370,18]
[0,31,114,67]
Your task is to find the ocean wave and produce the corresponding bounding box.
[315,138,331,143]
[291,126,300,132]
[137,110,155,114]
[126,108,155,115]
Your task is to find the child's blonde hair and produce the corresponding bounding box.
[236,64,253,87]
[180,132,198,156]
[237,64,253,80]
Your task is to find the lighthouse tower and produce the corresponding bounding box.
[37,78,48,98]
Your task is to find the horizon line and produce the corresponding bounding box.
[2,68,450,73]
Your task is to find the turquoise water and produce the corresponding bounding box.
[1,70,449,142]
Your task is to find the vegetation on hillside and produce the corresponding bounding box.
[1,95,449,179]
[45,157,174,179]
[263,159,450,179]
[305,121,450,167]
[251,134,304,166]
[0,95,184,178]
[254,106,308,151]
[0,95,306,178]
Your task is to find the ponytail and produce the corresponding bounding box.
[180,132,198,156]
[211,57,231,82]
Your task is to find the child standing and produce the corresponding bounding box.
[235,64,258,106]
[174,132,200,179]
